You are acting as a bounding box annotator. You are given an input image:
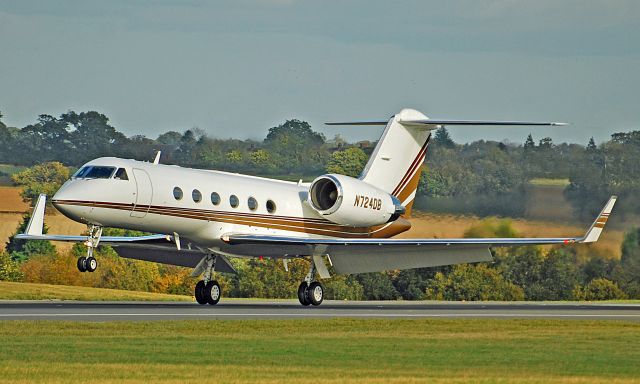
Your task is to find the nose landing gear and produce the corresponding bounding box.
[77,225,102,273]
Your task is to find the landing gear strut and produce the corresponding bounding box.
[195,254,221,305]
[77,225,101,273]
[298,260,324,306]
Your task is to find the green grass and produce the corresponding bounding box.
[0,319,638,383]
[0,281,192,302]
[528,178,570,187]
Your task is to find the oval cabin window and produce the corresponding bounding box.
[229,195,239,208]
[266,199,276,214]
[173,187,183,200]
[192,189,202,203]
[211,192,221,206]
[248,197,258,211]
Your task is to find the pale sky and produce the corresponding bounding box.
[1,0,639,145]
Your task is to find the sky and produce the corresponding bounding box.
[1,0,639,145]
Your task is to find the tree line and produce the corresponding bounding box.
[2,109,639,220]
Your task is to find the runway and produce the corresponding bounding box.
[1,300,640,321]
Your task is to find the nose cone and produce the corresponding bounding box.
[52,180,89,222]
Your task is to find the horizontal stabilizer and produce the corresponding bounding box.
[326,120,567,127]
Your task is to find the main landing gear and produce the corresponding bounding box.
[77,225,102,273]
[297,261,324,306]
[195,254,221,305]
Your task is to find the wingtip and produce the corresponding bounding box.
[581,196,617,243]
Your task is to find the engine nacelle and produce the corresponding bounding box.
[307,174,404,227]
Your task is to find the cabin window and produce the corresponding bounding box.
[229,195,239,208]
[192,189,202,203]
[211,192,221,206]
[114,168,129,180]
[266,199,276,214]
[173,187,183,200]
[248,197,258,211]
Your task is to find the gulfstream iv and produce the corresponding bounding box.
[18,108,616,306]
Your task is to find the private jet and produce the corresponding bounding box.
[17,108,616,306]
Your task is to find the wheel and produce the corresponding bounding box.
[307,282,324,306]
[85,257,97,272]
[204,280,221,305]
[76,257,87,272]
[195,280,207,305]
[297,282,310,306]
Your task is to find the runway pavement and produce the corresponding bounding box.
[1,300,640,321]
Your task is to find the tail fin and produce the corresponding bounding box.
[327,108,565,217]
[358,109,431,216]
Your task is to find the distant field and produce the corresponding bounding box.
[0,319,638,383]
[0,164,25,186]
[0,186,28,213]
[0,281,191,301]
[528,178,571,186]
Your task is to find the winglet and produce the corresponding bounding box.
[581,196,617,243]
[25,194,47,236]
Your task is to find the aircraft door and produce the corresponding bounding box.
[131,168,153,218]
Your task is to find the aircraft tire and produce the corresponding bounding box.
[195,280,207,305]
[205,280,221,305]
[297,282,310,306]
[77,257,87,272]
[308,282,324,306]
[85,257,97,272]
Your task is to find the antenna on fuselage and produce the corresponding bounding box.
[153,151,161,165]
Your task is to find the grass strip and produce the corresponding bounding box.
[0,318,638,383]
[0,281,191,302]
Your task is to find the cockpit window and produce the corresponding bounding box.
[81,166,116,179]
[73,167,91,178]
[114,168,129,180]
[86,166,116,179]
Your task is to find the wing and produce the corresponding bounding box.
[111,245,237,274]
[222,196,616,274]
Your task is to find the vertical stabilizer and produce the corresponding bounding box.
[359,109,431,216]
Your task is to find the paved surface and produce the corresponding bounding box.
[1,300,640,321]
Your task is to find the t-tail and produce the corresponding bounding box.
[326,108,566,217]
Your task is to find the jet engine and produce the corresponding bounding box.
[307,174,405,227]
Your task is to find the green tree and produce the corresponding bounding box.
[610,227,640,298]
[573,278,627,301]
[62,111,127,163]
[524,134,535,150]
[355,272,398,300]
[264,119,327,173]
[434,127,455,148]
[5,214,56,262]
[424,264,524,301]
[0,252,22,281]
[326,147,368,177]
[11,162,70,205]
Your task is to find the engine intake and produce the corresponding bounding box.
[308,174,404,227]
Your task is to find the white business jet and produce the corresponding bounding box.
[17,109,616,306]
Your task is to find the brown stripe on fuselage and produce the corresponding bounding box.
[53,199,412,238]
